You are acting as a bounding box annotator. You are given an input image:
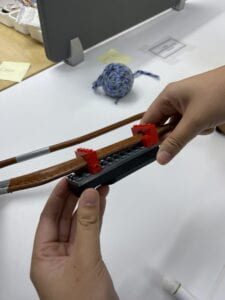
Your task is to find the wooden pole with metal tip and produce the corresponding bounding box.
[0,123,174,195]
[0,112,144,169]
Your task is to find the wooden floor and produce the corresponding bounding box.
[0,23,54,91]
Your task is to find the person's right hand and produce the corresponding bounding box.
[142,66,225,164]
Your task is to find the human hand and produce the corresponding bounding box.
[31,178,119,300]
[142,66,225,164]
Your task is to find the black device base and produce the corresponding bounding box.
[67,143,159,197]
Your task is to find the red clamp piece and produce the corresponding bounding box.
[132,124,159,147]
[76,148,102,174]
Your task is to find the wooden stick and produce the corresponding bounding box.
[0,112,144,169]
[0,124,173,195]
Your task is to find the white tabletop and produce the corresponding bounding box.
[1,0,225,299]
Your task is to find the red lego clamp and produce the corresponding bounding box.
[75,148,102,174]
[132,124,159,147]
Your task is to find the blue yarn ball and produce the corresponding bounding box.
[93,63,160,103]
[93,63,134,101]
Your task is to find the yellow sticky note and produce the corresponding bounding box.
[98,49,131,65]
[0,61,31,82]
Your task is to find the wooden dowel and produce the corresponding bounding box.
[50,112,144,152]
[7,124,173,193]
[0,112,144,169]
[0,158,17,169]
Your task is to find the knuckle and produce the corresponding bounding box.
[190,117,203,130]
[78,212,98,228]
[165,82,177,93]
[167,135,184,150]
[200,128,214,135]
[159,97,173,113]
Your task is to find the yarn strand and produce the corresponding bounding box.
[133,70,160,79]
[92,74,104,90]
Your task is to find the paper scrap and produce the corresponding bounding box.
[149,37,185,59]
[0,61,31,82]
[17,6,40,27]
[98,49,131,64]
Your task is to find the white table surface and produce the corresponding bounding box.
[1,0,225,299]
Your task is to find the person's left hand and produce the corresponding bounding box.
[31,178,119,300]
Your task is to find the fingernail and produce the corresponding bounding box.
[82,193,98,207]
[157,150,172,165]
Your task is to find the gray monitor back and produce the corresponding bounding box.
[37,0,175,62]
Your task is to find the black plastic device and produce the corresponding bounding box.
[67,143,159,196]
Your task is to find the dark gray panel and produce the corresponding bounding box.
[37,0,174,62]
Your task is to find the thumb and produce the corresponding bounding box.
[74,189,101,266]
[157,116,201,165]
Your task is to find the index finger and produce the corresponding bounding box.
[34,178,71,245]
[141,82,185,125]
[141,93,177,125]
